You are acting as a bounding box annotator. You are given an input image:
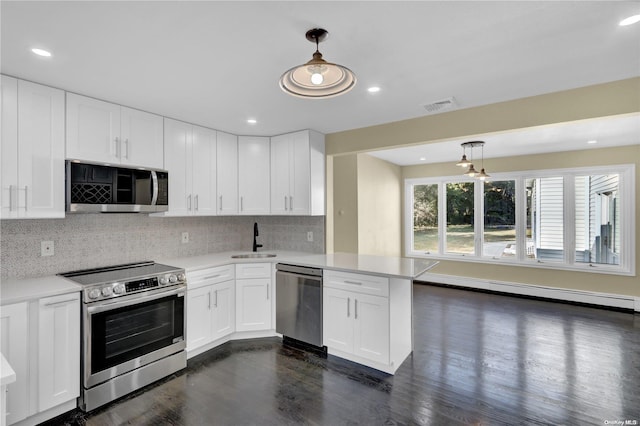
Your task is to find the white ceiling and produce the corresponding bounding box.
[2,1,639,154]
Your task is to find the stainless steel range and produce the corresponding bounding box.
[60,261,187,412]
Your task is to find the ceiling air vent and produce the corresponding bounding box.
[421,97,456,114]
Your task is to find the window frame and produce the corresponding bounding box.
[404,164,635,276]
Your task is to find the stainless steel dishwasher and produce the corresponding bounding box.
[275,263,324,348]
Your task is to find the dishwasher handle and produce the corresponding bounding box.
[275,263,323,278]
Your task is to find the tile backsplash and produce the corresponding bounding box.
[1,215,324,279]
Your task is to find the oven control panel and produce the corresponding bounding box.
[83,272,186,303]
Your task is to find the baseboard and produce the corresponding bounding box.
[417,272,638,312]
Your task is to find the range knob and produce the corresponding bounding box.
[159,276,169,285]
[102,287,113,297]
[88,289,101,299]
[168,274,178,283]
[113,284,126,295]
[177,273,186,282]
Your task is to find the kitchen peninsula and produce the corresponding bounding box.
[162,251,438,374]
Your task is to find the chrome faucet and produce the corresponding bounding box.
[253,222,263,252]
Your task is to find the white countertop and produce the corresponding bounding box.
[1,275,81,306]
[161,251,438,279]
[1,252,437,304]
[1,353,16,386]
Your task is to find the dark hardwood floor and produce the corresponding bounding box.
[52,283,640,425]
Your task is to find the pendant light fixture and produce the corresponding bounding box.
[279,28,357,99]
[457,141,490,180]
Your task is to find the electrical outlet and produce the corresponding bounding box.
[181,232,189,244]
[41,240,54,257]
[307,231,313,242]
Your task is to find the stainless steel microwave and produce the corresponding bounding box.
[66,161,169,213]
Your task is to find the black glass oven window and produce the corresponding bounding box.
[90,294,184,374]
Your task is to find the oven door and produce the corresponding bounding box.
[83,285,186,388]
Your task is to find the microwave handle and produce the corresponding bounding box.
[151,171,158,205]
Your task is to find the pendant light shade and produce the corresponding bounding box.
[279,28,356,99]
[456,141,490,180]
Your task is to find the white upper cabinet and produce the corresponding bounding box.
[216,131,238,215]
[270,130,325,215]
[66,93,163,169]
[162,118,216,216]
[1,76,65,219]
[238,136,270,215]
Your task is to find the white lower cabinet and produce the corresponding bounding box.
[235,263,272,332]
[0,292,80,426]
[0,303,28,425]
[186,265,235,355]
[323,270,411,374]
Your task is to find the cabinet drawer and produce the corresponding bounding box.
[187,265,235,289]
[235,262,272,279]
[323,270,389,297]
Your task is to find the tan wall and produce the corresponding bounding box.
[326,77,640,155]
[326,77,640,299]
[403,144,640,298]
[331,154,359,253]
[357,154,402,256]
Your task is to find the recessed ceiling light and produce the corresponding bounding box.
[587,140,598,144]
[31,48,52,57]
[367,86,381,93]
[247,119,257,124]
[419,157,426,161]
[619,14,640,26]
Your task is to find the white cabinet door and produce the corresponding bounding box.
[1,78,64,219]
[191,126,217,215]
[66,93,120,164]
[270,134,291,215]
[17,80,65,219]
[352,293,389,364]
[163,118,192,216]
[211,280,235,341]
[323,288,353,353]
[120,107,164,169]
[37,293,80,412]
[186,285,213,352]
[216,131,238,215]
[235,278,271,331]
[1,75,19,219]
[289,132,312,215]
[238,136,270,215]
[0,302,29,425]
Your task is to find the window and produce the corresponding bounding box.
[405,164,634,275]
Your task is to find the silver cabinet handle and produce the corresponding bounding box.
[240,196,243,212]
[44,298,77,306]
[23,185,28,211]
[208,291,211,309]
[203,274,221,280]
[219,195,222,211]
[284,195,288,210]
[114,137,120,158]
[266,283,269,299]
[195,194,199,211]
[123,138,129,159]
[8,185,14,211]
[355,299,358,319]
[347,297,350,317]
[344,280,362,286]
[214,290,218,307]
[187,194,192,210]
[289,196,293,211]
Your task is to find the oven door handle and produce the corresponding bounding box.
[87,286,186,314]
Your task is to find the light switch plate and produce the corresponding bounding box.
[41,240,54,257]
[307,231,313,242]
[181,232,189,244]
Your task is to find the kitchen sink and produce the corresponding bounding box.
[231,253,277,259]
